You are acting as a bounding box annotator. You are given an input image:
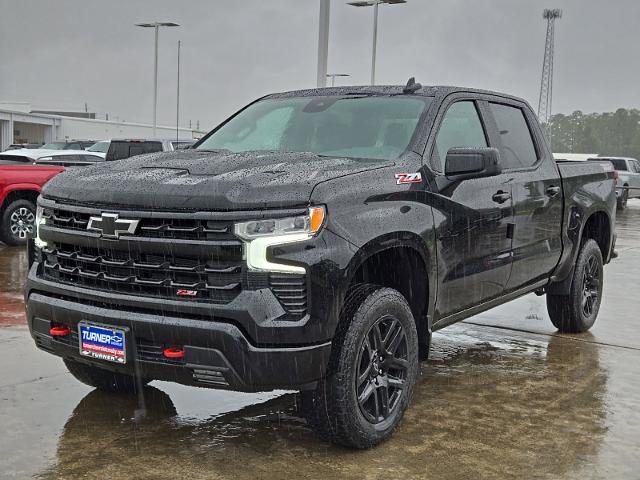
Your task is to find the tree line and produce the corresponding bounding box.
[549,108,640,158]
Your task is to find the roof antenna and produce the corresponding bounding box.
[403,77,422,94]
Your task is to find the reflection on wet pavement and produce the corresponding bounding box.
[0,247,27,326]
[31,327,638,480]
[0,203,639,479]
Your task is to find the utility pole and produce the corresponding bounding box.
[317,0,331,87]
[537,9,562,145]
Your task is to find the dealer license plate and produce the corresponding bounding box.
[78,322,127,364]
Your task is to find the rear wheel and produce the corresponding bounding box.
[64,359,148,393]
[0,199,36,246]
[547,239,603,333]
[303,285,418,448]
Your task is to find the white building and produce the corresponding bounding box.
[0,105,204,151]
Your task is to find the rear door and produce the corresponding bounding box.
[428,97,514,318]
[487,101,563,291]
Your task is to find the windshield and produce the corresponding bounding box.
[87,141,109,153]
[40,142,66,150]
[196,95,431,161]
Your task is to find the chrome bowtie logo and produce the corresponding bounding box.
[87,213,139,239]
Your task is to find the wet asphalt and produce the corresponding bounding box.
[1,203,639,480]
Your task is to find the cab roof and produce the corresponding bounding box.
[267,85,528,105]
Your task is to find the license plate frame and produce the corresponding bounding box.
[78,322,128,364]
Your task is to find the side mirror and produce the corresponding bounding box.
[445,147,502,181]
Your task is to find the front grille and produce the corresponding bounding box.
[269,273,307,317]
[38,202,308,317]
[43,207,236,241]
[42,243,242,303]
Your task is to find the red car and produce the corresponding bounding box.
[0,164,63,245]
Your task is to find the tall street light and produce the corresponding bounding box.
[326,73,350,86]
[135,22,180,137]
[347,0,406,85]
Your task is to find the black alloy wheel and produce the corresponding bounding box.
[581,254,601,318]
[355,315,409,424]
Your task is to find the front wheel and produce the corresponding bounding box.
[64,359,148,393]
[0,199,36,246]
[303,285,419,449]
[547,239,604,333]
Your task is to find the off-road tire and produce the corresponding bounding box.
[547,239,603,333]
[64,359,149,393]
[303,284,419,449]
[0,199,36,246]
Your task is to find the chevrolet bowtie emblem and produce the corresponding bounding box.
[87,213,139,239]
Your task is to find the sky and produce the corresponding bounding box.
[0,0,638,132]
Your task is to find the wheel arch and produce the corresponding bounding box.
[1,186,41,212]
[343,231,434,343]
[580,210,612,261]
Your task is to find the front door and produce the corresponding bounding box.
[428,99,514,319]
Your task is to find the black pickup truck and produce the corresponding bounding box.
[26,82,616,449]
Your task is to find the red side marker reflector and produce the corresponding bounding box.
[163,347,185,359]
[50,326,71,336]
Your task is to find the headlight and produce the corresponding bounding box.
[235,206,325,240]
[34,205,48,248]
[235,206,325,273]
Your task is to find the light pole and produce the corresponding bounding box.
[317,0,331,87]
[326,73,350,86]
[176,40,181,142]
[347,0,406,85]
[135,22,180,137]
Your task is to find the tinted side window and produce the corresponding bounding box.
[489,103,538,169]
[608,159,627,171]
[143,142,163,154]
[432,101,487,171]
[129,145,145,157]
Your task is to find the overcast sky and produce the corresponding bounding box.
[1,0,638,131]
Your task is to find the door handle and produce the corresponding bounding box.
[546,185,560,197]
[492,190,511,204]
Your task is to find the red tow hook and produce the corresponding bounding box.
[50,325,71,337]
[163,347,185,359]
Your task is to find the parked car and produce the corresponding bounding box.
[587,157,640,210]
[0,150,105,245]
[104,139,171,161]
[27,83,616,448]
[0,149,106,165]
[4,143,44,151]
[0,163,63,245]
[39,140,97,151]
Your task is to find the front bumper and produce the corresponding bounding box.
[27,290,331,392]
[25,263,333,392]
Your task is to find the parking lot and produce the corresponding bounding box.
[0,202,638,479]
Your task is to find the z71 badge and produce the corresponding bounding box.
[395,173,422,185]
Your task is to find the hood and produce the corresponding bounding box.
[42,150,387,211]
[0,148,59,159]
